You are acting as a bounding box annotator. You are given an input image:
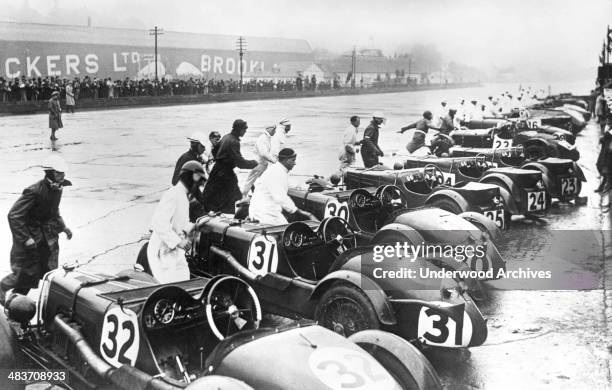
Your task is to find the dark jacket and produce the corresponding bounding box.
[7,179,68,288]
[360,121,383,168]
[172,149,203,185]
[202,133,257,213]
[48,97,63,129]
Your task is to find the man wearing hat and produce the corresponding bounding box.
[249,148,315,225]
[148,161,206,283]
[271,118,292,156]
[0,154,72,305]
[434,100,449,128]
[338,115,361,171]
[241,124,277,198]
[172,132,207,185]
[48,90,63,141]
[202,119,258,213]
[361,112,385,168]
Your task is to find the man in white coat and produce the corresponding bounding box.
[271,118,291,156]
[241,124,277,198]
[249,148,315,225]
[147,161,205,283]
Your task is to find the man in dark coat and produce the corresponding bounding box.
[201,119,257,213]
[596,116,612,193]
[172,132,207,185]
[48,91,63,141]
[360,112,385,168]
[0,155,72,305]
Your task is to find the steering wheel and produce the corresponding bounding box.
[317,217,357,256]
[203,276,262,340]
[423,164,446,188]
[377,185,405,208]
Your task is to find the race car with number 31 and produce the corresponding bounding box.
[153,214,491,350]
[0,265,443,390]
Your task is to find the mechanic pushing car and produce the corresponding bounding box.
[147,161,206,283]
[249,148,316,224]
[0,154,72,305]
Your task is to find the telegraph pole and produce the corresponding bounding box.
[351,46,356,89]
[236,36,247,92]
[148,26,164,82]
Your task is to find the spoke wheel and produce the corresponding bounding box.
[315,284,380,337]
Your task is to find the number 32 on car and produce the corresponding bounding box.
[99,306,140,367]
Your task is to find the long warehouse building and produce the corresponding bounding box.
[0,21,314,80]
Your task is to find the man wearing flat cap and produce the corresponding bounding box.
[249,148,315,225]
[202,119,258,213]
[48,90,63,141]
[241,124,277,198]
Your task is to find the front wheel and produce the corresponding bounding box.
[315,284,380,337]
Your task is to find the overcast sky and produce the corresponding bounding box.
[2,0,611,80]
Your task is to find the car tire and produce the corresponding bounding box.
[315,284,380,337]
[136,242,152,274]
[428,197,463,214]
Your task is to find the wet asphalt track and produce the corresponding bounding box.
[0,86,609,389]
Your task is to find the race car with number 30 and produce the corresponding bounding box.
[0,265,443,390]
[286,180,505,276]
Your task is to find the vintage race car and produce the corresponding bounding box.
[0,266,442,390]
[398,156,558,216]
[451,120,579,161]
[447,147,586,202]
[286,182,504,276]
[342,166,506,224]
[136,215,491,350]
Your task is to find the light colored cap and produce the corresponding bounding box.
[279,118,291,126]
[41,154,68,173]
[187,132,207,146]
[372,111,385,119]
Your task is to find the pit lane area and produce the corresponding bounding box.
[0,93,609,389]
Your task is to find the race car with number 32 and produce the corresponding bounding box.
[0,265,443,390]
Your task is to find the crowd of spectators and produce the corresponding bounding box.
[0,74,344,103]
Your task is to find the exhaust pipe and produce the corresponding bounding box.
[210,246,260,282]
[53,315,177,390]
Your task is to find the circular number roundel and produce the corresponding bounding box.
[308,346,401,390]
[100,306,140,368]
[417,302,473,348]
[325,199,350,220]
[247,235,279,277]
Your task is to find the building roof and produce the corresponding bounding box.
[0,21,312,54]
